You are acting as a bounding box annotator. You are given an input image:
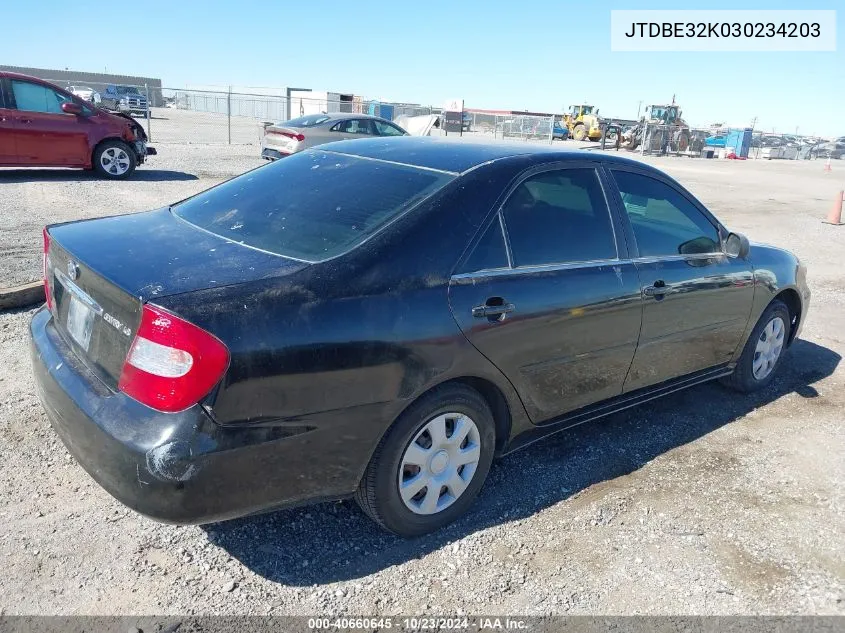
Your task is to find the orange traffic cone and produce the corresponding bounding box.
[824,157,832,172]
[823,190,844,225]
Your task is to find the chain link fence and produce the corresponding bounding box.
[37,80,440,145]
[156,88,440,145]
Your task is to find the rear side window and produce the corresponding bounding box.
[501,168,617,266]
[334,119,375,135]
[173,150,454,261]
[460,218,509,272]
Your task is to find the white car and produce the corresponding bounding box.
[67,86,102,105]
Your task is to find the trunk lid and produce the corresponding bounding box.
[263,126,306,153]
[45,208,307,388]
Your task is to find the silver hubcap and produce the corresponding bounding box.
[100,147,130,175]
[753,316,785,380]
[398,413,482,515]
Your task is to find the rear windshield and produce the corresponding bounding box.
[281,114,331,128]
[172,150,454,261]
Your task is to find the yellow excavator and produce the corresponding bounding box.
[564,104,603,141]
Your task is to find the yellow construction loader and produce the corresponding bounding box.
[564,105,603,141]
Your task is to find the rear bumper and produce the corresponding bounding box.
[29,307,366,524]
[261,148,290,161]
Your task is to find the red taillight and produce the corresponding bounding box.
[118,305,229,413]
[269,130,305,142]
[42,227,53,311]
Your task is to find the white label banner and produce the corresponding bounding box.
[611,10,836,52]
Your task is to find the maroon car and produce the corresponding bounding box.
[0,72,155,179]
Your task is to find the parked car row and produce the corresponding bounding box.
[0,71,156,178]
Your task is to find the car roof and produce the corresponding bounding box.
[314,136,662,175]
[0,71,57,84]
[322,112,386,121]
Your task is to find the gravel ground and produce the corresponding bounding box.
[0,138,843,616]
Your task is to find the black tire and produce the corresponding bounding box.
[92,140,137,180]
[724,300,791,393]
[355,384,496,537]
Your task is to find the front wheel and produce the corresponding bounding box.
[93,140,137,179]
[355,384,496,537]
[724,300,791,393]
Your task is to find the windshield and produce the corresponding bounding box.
[172,150,454,262]
[280,114,331,128]
[115,86,138,95]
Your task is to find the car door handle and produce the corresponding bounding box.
[643,282,674,298]
[19,118,33,124]
[472,302,515,318]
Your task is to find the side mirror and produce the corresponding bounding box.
[725,232,750,258]
[61,102,84,115]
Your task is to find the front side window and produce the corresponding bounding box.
[501,168,617,267]
[373,120,407,136]
[612,170,720,257]
[11,81,71,114]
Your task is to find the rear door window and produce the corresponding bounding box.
[501,168,617,266]
[173,150,454,262]
[334,119,375,135]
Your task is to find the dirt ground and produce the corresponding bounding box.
[0,140,843,616]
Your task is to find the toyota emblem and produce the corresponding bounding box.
[67,260,80,281]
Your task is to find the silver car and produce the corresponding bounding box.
[261,112,409,160]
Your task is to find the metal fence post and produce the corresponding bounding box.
[227,86,232,145]
[548,115,554,145]
[144,84,151,141]
[641,123,646,156]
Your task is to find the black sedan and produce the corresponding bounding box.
[31,137,809,536]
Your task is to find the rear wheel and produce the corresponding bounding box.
[93,140,136,179]
[724,300,791,393]
[355,384,496,536]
